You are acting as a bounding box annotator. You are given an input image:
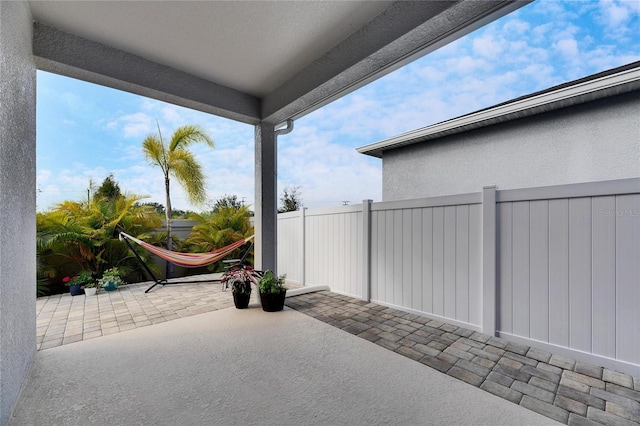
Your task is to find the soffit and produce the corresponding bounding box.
[28,1,393,98]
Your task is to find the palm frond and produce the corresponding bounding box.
[142,136,168,174]
[169,149,207,205]
[169,125,214,152]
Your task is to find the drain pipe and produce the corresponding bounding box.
[275,119,294,138]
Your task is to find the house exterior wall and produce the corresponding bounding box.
[382,91,640,201]
[0,2,37,425]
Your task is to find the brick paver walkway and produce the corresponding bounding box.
[285,291,640,426]
[36,276,233,350]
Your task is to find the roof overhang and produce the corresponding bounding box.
[29,1,530,126]
[357,61,640,158]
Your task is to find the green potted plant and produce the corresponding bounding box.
[258,269,287,312]
[98,267,124,292]
[83,280,97,296]
[63,272,94,296]
[221,263,261,309]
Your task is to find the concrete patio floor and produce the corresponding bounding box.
[18,288,554,426]
[25,277,639,425]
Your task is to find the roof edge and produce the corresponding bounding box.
[357,61,640,158]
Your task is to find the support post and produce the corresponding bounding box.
[361,199,372,301]
[482,186,497,336]
[255,120,293,273]
[254,122,277,272]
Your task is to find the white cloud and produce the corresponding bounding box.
[417,65,447,82]
[596,0,640,42]
[116,143,144,162]
[550,24,581,43]
[502,19,531,35]
[555,38,580,60]
[161,105,185,127]
[472,34,503,59]
[599,0,633,27]
[446,56,488,75]
[518,63,557,89]
[277,125,381,208]
[115,112,154,138]
[531,22,555,43]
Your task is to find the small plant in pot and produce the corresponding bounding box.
[83,280,97,296]
[98,267,124,292]
[63,272,94,296]
[221,263,261,309]
[258,269,287,312]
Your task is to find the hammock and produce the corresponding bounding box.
[119,232,254,292]
[119,232,253,268]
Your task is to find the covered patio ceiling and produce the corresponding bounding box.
[28,0,529,126]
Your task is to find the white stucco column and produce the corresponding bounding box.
[0,2,37,425]
[254,120,294,273]
[254,122,278,273]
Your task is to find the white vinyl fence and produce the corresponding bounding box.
[277,178,640,376]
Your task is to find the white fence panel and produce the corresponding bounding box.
[370,197,483,330]
[497,189,640,369]
[277,178,639,375]
[615,194,640,365]
[277,211,302,283]
[303,206,362,297]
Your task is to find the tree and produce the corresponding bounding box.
[211,194,243,213]
[141,124,214,269]
[279,185,302,213]
[95,173,122,201]
[171,209,196,219]
[138,201,165,216]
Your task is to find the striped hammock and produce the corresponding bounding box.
[119,232,253,268]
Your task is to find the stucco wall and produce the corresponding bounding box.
[0,2,37,425]
[382,91,640,200]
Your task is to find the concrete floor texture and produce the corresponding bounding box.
[13,277,639,425]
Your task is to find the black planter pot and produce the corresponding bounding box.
[259,291,286,312]
[69,284,84,296]
[233,292,251,309]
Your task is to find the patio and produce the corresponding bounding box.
[25,277,639,425]
[35,274,233,351]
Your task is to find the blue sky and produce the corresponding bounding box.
[36,0,640,212]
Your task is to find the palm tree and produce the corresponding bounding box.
[187,205,254,271]
[36,194,163,294]
[142,124,214,276]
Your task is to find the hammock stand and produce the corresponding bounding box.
[119,231,254,293]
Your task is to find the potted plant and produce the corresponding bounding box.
[63,272,93,296]
[258,269,287,312]
[83,280,97,296]
[221,263,261,309]
[98,267,124,292]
